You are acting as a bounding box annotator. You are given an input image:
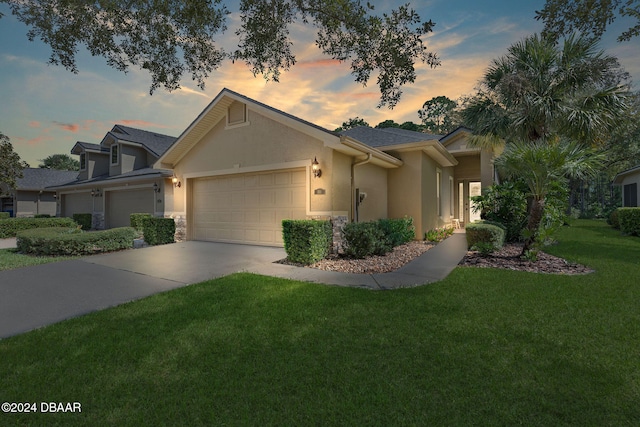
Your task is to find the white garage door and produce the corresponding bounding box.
[192,169,307,246]
[63,192,92,218]
[107,189,155,228]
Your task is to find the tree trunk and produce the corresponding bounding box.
[522,197,545,255]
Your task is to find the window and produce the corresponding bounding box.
[79,153,86,171]
[624,183,638,207]
[111,144,119,165]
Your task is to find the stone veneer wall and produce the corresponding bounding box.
[166,212,186,242]
[331,215,348,255]
[92,213,105,230]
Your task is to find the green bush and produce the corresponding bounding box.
[0,212,9,220]
[130,213,152,232]
[142,217,175,245]
[73,213,92,230]
[16,227,136,256]
[472,181,528,242]
[617,208,640,236]
[608,208,620,230]
[425,226,454,242]
[0,217,77,238]
[34,214,51,218]
[377,217,415,247]
[342,221,389,259]
[282,220,332,265]
[466,222,506,252]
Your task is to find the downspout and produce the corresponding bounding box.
[351,153,372,222]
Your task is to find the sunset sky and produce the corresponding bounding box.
[1,1,638,167]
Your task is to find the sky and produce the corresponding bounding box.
[1,1,638,167]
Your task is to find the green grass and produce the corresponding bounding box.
[0,248,78,271]
[1,220,639,426]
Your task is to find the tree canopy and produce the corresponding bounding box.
[1,0,440,108]
[418,95,458,134]
[536,0,640,42]
[38,154,80,171]
[0,132,28,194]
[334,117,370,132]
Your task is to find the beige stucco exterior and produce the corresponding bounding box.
[613,166,640,207]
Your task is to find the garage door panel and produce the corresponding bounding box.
[107,189,154,228]
[192,168,306,246]
[63,193,92,218]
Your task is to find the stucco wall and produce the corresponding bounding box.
[354,163,388,222]
[388,151,423,239]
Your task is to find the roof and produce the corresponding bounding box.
[340,127,441,149]
[104,125,177,157]
[48,167,174,190]
[157,88,340,167]
[71,141,108,155]
[613,165,640,184]
[16,168,78,191]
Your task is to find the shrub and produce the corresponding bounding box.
[608,208,620,230]
[424,226,454,242]
[16,227,136,256]
[282,220,332,265]
[142,217,175,245]
[472,181,528,242]
[466,222,505,252]
[130,213,152,232]
[377,217,415,247]
[0,212,9,220]
[342,221,389,258]
[34,214,51,218]
[73,213,92,230]
[0,217,77,238]
[617,208,640,236]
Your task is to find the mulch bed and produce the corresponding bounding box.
[458,243,595,275]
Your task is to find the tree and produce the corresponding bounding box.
[375,119,400,129]
[495,140,603,254]
[334,117,370,132]
[1,0,440,108]
[536,0,640,42]
[0,132,29,194]
[418,95,458,134]
[461,34,630,148]
[38,154,80,171]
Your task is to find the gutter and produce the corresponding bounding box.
[351,153,372,222]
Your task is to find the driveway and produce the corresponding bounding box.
[0,235,468,339]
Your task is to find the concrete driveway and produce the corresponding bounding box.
[0,235,468,339]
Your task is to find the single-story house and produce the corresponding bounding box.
[0,168,78,217]
[50,88,496,246]
[613,165,640,207]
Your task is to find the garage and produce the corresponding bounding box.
[191,169,307,246]
[106,189,155,228]
[62,192,92,219]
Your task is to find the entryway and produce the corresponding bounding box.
[457,180,482,225]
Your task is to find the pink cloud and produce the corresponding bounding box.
[54,121,80,132]
[297,58,343,69]
[28,121,40,128]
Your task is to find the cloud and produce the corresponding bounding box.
[28,121,40,128]
[119,119,172,129]
[54,122,80,133]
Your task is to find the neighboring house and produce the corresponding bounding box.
[152,88,496,246]
[0,168,77,217]
[613,165,640,207]
[49,125,178,231]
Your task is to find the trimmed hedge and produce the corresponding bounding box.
[130,213,152,232]
[378,217,415,247]
[0,217,77,238]
[466,222,506,252]
[16,227,137,256]
[0,212,9,220]
[608,208,620,229]
[282,220,332,265]
[343,221,388,258]
[617,207,640,236]
[73,213,92,230]
[142,217,176,245]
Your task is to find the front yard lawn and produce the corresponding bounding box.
[1,220,639,425]
[0,248,78,271]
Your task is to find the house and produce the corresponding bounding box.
[49,125,179,231]
[613,165,640,207]
[48,88,495,246]
[152,88,496,246]
[0,168,77,217]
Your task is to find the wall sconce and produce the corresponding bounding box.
[172,176,181,188]
[153,183,161,193]
[91,188,102,197]
[312,157,322,178]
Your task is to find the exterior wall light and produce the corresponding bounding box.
[172,176,181,188]
[153,183,161,193]
[312,157,322,178]
[91,188,102,197]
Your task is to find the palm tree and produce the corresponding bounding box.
[462,33,629,147]
[495,139,604,253]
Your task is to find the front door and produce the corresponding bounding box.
[458,180,482,224]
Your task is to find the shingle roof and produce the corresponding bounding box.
[108,125,177,157]
[16,168,79,191]
[49,167,173,189]
[340,126,442,148]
